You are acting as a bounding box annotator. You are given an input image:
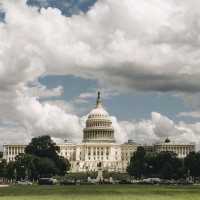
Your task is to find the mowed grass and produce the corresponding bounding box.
[0,184,200,200]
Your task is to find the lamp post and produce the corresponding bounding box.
[14,168,17,182]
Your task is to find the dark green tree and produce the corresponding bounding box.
[25,135,70,176]
[144,152,157,177]
[127,148,184,180]
[185,152,200,179]
[35,157,58,178]
[55,156,71,176]
[0,152,3,159]
[6,161,16,181]
[155,151,182,179]
[0,159,7,179]
[25,135,59,160]
[127,147,146,179]
[15,154,28,180]
[15,153,39,180]
[160,162,174,179]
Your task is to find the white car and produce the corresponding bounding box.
[17,180,32,185]
[142,178,161,184]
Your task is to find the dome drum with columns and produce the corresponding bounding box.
[83,92,115,143]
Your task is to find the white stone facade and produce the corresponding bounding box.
[154,142,195,158]
[59,141,137,172]
[3,144,26,162]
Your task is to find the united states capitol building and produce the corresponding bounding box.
[3,92,195,172]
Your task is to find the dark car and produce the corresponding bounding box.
[119,180,131,184]
[38,178,57,185]
[60,179,76,185]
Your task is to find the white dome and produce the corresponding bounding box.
[88,106,109,118]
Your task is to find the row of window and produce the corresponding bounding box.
[88,151,109,156]
[88,156,109,160]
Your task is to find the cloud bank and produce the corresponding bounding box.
[0,0,200,148]
[2,0,200,92]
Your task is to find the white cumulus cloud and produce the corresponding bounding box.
[0,0,200,148]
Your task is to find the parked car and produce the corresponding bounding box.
[141,178,161,184]
[38,178,57,185]
[176,179,193,185]
[17,180,32,185]
[119,180,131,184]
[60,179,76,185]
[160,179,176,185]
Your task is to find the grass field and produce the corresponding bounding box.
[0,184,200,200]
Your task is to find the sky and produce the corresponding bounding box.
[1,0,200,148]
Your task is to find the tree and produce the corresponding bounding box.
[127,148,184,180]
[15,154,30,180]
[127,147,146,179]
[14,153,60,180]
[25,135,59,160]
[160,161,174,179]
[0,152,3,159]
[155,151,182,179]
[185,152,200,179]
[35,157,58,178]
[144,152,157,177]
[6,161,16,181]
[0,159,7,179]
[55,156,71,176]
[16,153,39,180]
[25,135,70,177]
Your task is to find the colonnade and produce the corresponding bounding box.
[83,129,114,141]
[86,120,112,128]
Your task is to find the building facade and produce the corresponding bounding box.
[2,92,196,172]
[3,144,26,162]
[153,140,195,158]
[142,139,195,158]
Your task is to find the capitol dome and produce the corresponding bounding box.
[88,101,109,118]
[83,92,115,143]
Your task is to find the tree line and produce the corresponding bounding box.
[0,135,70,182]
[127,147,200,181]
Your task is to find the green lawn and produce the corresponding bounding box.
[0,184,200,200]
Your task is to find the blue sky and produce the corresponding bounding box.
[40,74,191,121]
[27,0,97,16]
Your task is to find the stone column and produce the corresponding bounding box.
[104,147,106,161]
